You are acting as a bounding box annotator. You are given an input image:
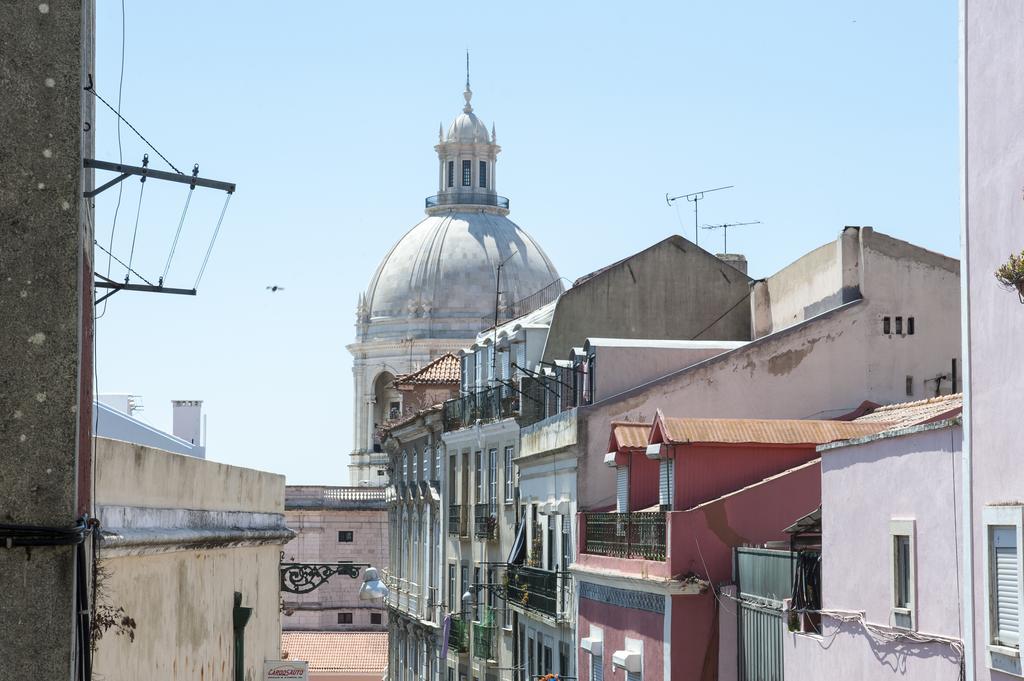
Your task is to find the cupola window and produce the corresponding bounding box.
[462,160,472,187]
[479,161,488,189]
[447,160,454,188]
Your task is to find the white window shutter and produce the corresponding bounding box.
[659,459,673,509]
[995,526,1020,646]
[616,467,629,513]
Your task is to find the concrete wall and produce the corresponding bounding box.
[590,341,745,402]
[542,236,752,363]
[754,237,846,337]
[575,228,960,511]
[784,424,962,681]
[92,438,289,681]
[283,507,388,631]
[963,3,1024,679]
[0,2,94,676]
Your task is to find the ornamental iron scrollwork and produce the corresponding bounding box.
[280,562,369,595]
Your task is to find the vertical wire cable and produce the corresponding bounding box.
[96,0,127,319]
[125,179,146,282]
[161,188,194,283]
[194,192,233,289]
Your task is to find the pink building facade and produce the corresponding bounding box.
[780,415,964,680]
[574,415,888,681]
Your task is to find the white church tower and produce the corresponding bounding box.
[346,68,562,485]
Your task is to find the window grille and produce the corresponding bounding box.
[480,161,487,188]
[462,160,471,186]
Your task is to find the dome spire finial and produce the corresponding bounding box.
[463,50,473,113]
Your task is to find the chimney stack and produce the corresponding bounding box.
[717,253,748,275]
[172,400,203,447]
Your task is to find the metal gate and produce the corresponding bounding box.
[738,599,784,681]
[735,547,790,681]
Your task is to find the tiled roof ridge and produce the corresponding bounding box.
[395,353,460,385]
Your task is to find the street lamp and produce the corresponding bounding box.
[359,566,389,601]
[279,560,388,600]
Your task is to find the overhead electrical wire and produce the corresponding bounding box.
[85,80,184,175]
[193,192,233,289]
[96,0,126,320]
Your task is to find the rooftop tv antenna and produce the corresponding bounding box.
[665,185,734,248]
[700,221,761,253]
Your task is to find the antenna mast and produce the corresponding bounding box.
[665,185,734,247]
[700,221,761,253]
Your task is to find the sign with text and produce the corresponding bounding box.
[264,661,308,680]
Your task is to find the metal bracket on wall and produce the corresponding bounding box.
[83,158,236,198]
[280,562,371,595]
[93,272,196,305]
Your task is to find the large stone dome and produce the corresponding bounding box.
[359,211,562,342]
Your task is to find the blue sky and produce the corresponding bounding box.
[92,2,958,484]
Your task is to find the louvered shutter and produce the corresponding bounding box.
[592,655,603,681]
[625,672,641,681]
[994,526,1020,646]
[616,467,629,513]
[659,459,673,509]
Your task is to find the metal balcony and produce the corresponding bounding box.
[442,384,520,432]
[582,511,667,561]
[506,564,572,621]
[448,505,463,536]
[474,503,497,541]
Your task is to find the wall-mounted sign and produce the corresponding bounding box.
[264,661,308,680]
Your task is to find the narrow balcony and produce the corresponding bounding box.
[472,605,498,661]
[506,564,572,621]
[474,503,497,541]
[581,512,667,561]
[448,504,462,536]
[449,616,469,654]
[443,385,520,432]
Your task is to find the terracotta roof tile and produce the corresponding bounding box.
[395,353,460,386]
[280,632,388,673]
[657,416,891,446]
[611,422,651,449]
[853,393,962,430]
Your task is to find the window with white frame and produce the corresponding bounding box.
[613,637,643,681]
[402,450,408,482]
[616,466,629,513]
[504,446,514,503]
[889,519,915,630]
[435,445,442,482]
[488,448,498,510]
[984,506,1024,675]
[475,451,484,504]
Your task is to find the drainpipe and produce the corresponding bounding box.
[958,0,975,676]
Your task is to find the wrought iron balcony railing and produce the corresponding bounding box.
[425,192,509,210]
[474,502,497,541]
[506,564,571,620]
[443,384,520,432]
[449,616,469,654]
[583,512,667,561]
[448,504,462,536]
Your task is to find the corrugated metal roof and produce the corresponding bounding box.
[611,422,651,449]
[853,393,962,429]
[395,353,460,385]
[658,416,890,446]
[280,632,388,673]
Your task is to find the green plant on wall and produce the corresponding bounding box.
[995,250,1024,303]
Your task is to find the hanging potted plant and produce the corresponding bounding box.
[995,250,1024,303]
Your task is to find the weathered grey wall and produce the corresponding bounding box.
[0,1,93,677]
[541,236,752,363]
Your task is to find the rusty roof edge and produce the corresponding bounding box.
[817,415,963,453]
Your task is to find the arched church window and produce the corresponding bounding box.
[479,161,487,189]
[462,160,471,187]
